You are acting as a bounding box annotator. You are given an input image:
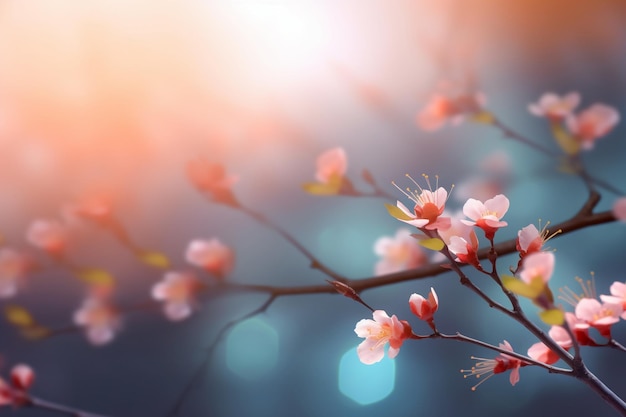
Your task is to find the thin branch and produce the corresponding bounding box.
[165,295,277,417]
[25,395,111,417]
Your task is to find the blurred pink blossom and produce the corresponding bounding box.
[73,296,121,346]
[566,103,619,150]
[315,147,347,184]
[26,219,69,255]
[373,229,427,275]
[152,271,202,321]
[185,238,234,279]
[528,92,580,120]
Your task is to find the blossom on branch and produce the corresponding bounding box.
[388,174,452,231]
[527,325,572,365]
[565,103,620,150]
[73,296,121,346]
[185,238,234,279]
[303,147,354,195]
[152,271,202,321]
[315,147,347,184]
[354,310,412,365]
[528,92,580,121]
[461,194,509,240]
[574,298,622,339]
[26,219,69,256]
[0,364,34,407]
[373,229,427,275]
[186,159,239,206]
[409,288,438,325]
[447,233,480,268]
[503,252,561,323]
[416,91,487,131]
[600,280,626,311]
[461,340,524,390]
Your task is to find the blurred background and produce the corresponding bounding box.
[1,0,626,416]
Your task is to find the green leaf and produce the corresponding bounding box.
[539,308,565,325]
[384,204,414,221]
[137,251,170,269]
[471,110,495,124]
[551,122,580,155]
[418,238,445,251]
[5,304,34,327]
[502,275,543,299]
[75,268,115,287]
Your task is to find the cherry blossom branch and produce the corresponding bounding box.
[418,331,570,375]
[219,209,615,297]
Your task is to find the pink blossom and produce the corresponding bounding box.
[0,249,33,298]
[10,365,34,392]
[519,252,555,285]
[461,340,524,389]
[564,312,597,346]
[528,92,580,120]
[315,147,347,184]
[354,310,412,365]
[575,298,622,338]
[566,103,620,150]
[461,194,509,240]
[26,219,68,255]
[515,222,560,272]
[0,364,35,407]
[612,197,626,222]
[185,238,234,279]
[447,233,480,268]
[527,325,572,365]
[408,288,438,323]
[392,175,451,231]
[63,193,114,225]
[373,229,427,275]
[186,159,239,206]
[152,271,202,321]
[73,296,121,345]
[600,281,626,313]
[416,92,485,131]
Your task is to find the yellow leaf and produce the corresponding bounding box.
[302,182,341,195]
[539,308,565,326]
[5,304,34,327]
[551,122,580,155]
[471,110,495,124]
[137,251,170,269]
[502,275,543,299]
[418,238,445,251]
[384,204,414,221]
[75,268,115,287]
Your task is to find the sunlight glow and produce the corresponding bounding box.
[226,318,279,380]
[218,1,331,88]
[338,345,396,405]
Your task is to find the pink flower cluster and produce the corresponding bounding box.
[529,91,619,150]
[416,87,486,131]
